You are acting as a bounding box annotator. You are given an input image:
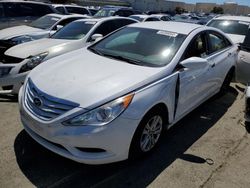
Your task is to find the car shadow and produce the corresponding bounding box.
[14,87,238,188]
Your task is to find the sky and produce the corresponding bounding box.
[184,0,250,6]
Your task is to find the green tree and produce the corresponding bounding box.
[175,6,185,14]
[211,6,224,14]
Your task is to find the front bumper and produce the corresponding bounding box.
[20,102,140,165]
[0,60,28,94]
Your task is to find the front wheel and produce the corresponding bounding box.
[129,108,165,160]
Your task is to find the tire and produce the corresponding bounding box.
[220,68,234,94]
[129,107,166,160]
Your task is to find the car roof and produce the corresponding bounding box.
[149,14,169,17]
[213,15,250,22]
[74,16,137,23]
[130,14,149,18]
[0,0,49,5]
[46,13,87,19]
[129,21,202,35]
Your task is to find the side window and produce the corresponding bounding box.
[55,7,66,14]
[113,10,124,16]
[113,19,136,29]
[36,5,54,16]
[4,3,21,17]
[20,3,35,16]
[208,32,231,54]
[122,10,133,17]
[184,33,207,59]
[56,18,80,27]
[161,16,170,21]
[0,3,4,18]
[66,7,89,15]
[92,21,116,37]
[145,17,160,22]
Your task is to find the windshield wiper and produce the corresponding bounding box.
[88,47,104,55]
[101,53,142,66]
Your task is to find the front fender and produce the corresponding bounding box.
[122,72,179,124]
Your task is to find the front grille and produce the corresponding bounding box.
[0,54,23,64]
[24,79,79,121]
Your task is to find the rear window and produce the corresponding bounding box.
[207,20,250,36]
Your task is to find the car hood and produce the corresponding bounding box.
[28,49,165,109]
[5,38,72,59]
[0,25,44,40]
[227,34,245,44]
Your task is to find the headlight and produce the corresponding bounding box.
[11,35,33,44]
[63,93,134,126]
[19,52,48,73]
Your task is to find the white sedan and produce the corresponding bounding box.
[19,22,237,164]
[0,14,88,55]
[0,17,137,94]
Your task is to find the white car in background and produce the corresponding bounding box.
[19,22,237,164]
[0,14,88,55]
[52,4,96,16]
[207,16,250,44]
[0,17,138,94]
[129,14,171,22]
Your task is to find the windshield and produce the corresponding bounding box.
[207,20,250,36]
[89,27,186,67]
[30,15,60,29]
[51,21,96,40]
[94,9,115,17]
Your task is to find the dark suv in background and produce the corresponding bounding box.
[0,1,58,29]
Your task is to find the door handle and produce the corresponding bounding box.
[211,63,215,68]
[228,52,232,57]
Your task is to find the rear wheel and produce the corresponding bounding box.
[129,108,166,160]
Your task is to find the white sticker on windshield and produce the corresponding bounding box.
[52,18,59,21]
[238,21,250,25]
[157,30,178,37]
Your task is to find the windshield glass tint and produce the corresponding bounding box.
[51,21,96,40]
[90,27,186,67]
[207,20,250,35]
[94,9,115,17]
[30,15,60,29]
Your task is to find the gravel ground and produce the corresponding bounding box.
[0,83,250,188]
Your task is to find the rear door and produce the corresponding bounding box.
[206,31,235,90]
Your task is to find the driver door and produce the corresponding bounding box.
[175,32,215,119]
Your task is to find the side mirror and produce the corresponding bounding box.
[56,25,63,30]
[90,34,103,42]
[180,57,209,70]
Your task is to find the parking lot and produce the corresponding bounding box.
[1,83,250,188]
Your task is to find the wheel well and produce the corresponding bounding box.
[146,103,169,125]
